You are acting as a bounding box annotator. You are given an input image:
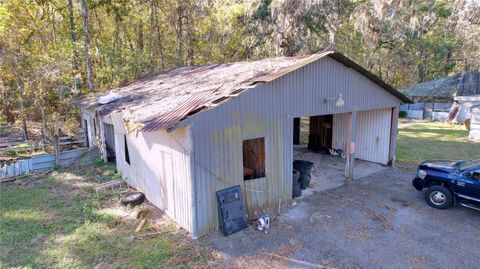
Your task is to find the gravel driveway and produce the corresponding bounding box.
[207,167,480,268]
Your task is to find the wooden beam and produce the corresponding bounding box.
[95,179,125,192]
[345,111,357,180]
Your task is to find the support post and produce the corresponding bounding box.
[388,106,399,166]
[345,111,357,180]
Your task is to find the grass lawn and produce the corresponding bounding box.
[0,163,214,268]
[396,121,480,168]
[398,117,412,124]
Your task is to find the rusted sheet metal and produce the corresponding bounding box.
[74,51,410,134]
[141,88,219,132]
[73,57,307,133]
[250,53,326,83]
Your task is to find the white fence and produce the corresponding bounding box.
[400,102,452,120]
[406,110,424,119]
[1,147,99,179]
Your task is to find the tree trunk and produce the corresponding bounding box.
[22,116,28,141]
[54,113,60,167]
[187,46,194,65]
[445,48,452,76]
[79,0,94,91]
[153,6,165,69]
[418,50,427,83]
[151,0,165,69]
[137,21,144,53]
[176,4,184,65]
[68,0,79,73]
[185,7,194,65]
[39,104,47,151]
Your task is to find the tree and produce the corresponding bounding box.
[68,0,79,73]
[79,0,94,91]
[1,0,480,150]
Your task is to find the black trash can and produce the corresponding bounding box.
[293,160,314,189]
[292,168,301,198]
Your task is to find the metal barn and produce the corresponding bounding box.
[75,51,411,237]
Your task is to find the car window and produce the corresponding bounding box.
[472,169,480,180]
[459,160,480,171]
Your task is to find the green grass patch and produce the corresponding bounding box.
[398,117,412,124]
[396,121,480,168]
[0,164,213,268]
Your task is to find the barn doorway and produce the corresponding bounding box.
[291,111,390,198]
[308,115,333,153]
[292,114,346,196]
[293,115,333,151]
[103,123,116,163]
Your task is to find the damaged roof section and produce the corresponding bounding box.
[74,55,311,131]
[74,51,410,132]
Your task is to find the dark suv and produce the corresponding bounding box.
[412,160,480,210]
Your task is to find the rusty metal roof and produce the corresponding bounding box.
[75,51,410,132]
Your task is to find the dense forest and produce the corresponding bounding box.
[1,0,479,138]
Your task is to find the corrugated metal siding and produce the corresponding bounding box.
[332,113,349,150]
[470,106,480,139]
[110,112,194,233]
[82,112,97,147]
[31,148,98,170]
[332,109,392,165]
[356,109,392,164]
[0,159,30,178]
[190,57,401,236]
[0,148,98,178]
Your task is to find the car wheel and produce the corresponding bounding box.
[425,185,452,209]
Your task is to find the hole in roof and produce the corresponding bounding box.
[211,96,228,104]
[230,88,246,95]
[179,105,208,122]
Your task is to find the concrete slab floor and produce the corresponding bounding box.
[293,145,388,197]
[206,168,480,269]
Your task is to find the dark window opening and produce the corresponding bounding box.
[243,137,265,180]
[124,135,130,165]
[93,119,97,137]
[84,119,89,147]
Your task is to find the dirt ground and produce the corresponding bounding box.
[206,167,480,269]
